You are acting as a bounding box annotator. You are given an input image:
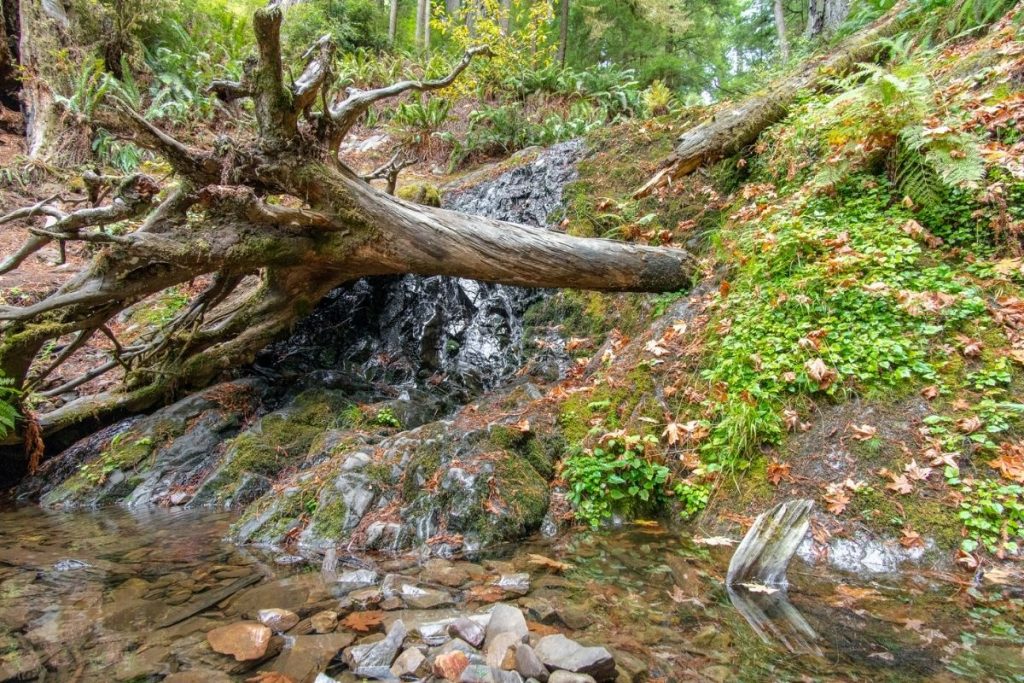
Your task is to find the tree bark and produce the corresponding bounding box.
[557,0,568,67]
[806,0,850,39]
[634,0,909,198]
[774,0,789,62]
[389,0,399,44]
[0,7,696,447]
[499,0,510,34]
[18,0,66,158]
[0,0,16,105]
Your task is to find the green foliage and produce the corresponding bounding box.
[371,407,402,429]
[959,480,1024,555]
[390,96,452,146]
[0,374,19,439]
[673,480,711,520]
[281,0,387,59]
[54,58,112,118]
[563,433,670,528]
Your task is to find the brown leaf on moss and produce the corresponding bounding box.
[850,424,877,441]
[886,474,914,495]
[920,385,939,400]
[989,442,1024,483]
[900,527,924,549]
[767,460,792,485]
[823,483,850,515]
[956,415,983,434]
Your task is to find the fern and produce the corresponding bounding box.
[0,375,20,439]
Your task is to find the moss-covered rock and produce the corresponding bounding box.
[396,182,442,207]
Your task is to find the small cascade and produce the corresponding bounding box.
[258,140,585,404]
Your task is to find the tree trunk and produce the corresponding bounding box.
[499,0,510,34]
[423,0,430,52]
[0,0,17,107]
[0,11,696,448]
[806,0,850,39]
[18,0,67,158]
[414,0,423,46]
[445,0,459,16]
[389,0,399,43]
[635,1,908,198]
[557,0,568,67]
[774,0,789,62]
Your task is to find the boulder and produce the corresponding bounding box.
[258,608,300,633]
[206,622,272,662]
[533,635,615,682]
[449,616,486,648]
[514,644,549,682]
[485,604,529,645]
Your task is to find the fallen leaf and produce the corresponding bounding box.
[956,415,983,434]
[662,421,682,446]
[783,409,800,431]
[339,610,385,633]
[904,459,933,482]
[956,549,979,570]
[824,483,851,514]
[900,527,925,549]
[767,460,792,485]
[805,358,837,390]
[956,335,983,357]
[920,385,939,400]
[850,424,877,441]
[645,339,669,357]
[886,474,914,495]
[989,442,1024,483]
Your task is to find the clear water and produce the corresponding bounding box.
[1,504,1022,681]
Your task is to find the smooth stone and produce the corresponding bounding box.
[391,647,426,676]
[449,616,486,648]
[494,573,531,596]
[460,664,525,683]
[421,559,471,587]
[485,604,529,645]
[400,583,454,610]
[515,644,549,682]
[434,650,471,680]
[311,610,339,634]
[533,635,615,682]
[517,598,556,624]
[486,631,522,669]
[343,619,407,669]
[206,622,272,661]
[555,606,593,630]
[258,608,300,633]
[163,669,234,683]
[547,672,596,683]
[337,569,379,588]
[270,632,356,683]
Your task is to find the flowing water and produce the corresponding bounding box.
[1,503,1022,681]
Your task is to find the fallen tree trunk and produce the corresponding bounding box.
[0,6,697,448]
[634,1,909,198]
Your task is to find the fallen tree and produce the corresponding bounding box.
[0,5,697,449]
[634,1,909,198]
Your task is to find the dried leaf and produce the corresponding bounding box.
[904,459,933,482]
[920,385,939,400]
[989,442,1024,483]
[886,474,914,495]
[645,339,669,357]
[805,358,837,390]
[900,527,924,549]
[767,460,792,485]
[850,424,877,441]
[956,415,983,434]
[824,483,850,514]
[339,610,385,633]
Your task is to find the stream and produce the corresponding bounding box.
[4,141,1024,681]
[1,504,1023,681]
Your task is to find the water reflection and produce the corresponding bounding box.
[727,585,822,656]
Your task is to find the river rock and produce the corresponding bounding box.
[270,632,355,683]
[311,610,339,633]
[421,559,471,587]
[533,635,615,681]
[554,606,593,630]
[494,573,531,596]
[344,619,407,669]
[435,650,471,680]
[400,583,454,609]
[547,672,596,683]
[337,569,379,590]
[486,604,529,644]
[391,647,426,677]
[449,616,486,648]
[258,608,300,633]
[486,631,522,669]
[515,644,549,682]
[460,664,525,683]
[207,622,272,661]
[164,669,234,683]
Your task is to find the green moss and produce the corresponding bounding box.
[396,182,442,207]
[473,450,549,544]
[310,495,348,540]
[401,440,444,502]
[851,485,960,549]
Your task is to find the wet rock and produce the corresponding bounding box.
[270,632,355,683]
[380,596,404,611]
[494,573,531,596]
[435,650,471,680]
[113,644,171,681]
[547,672,596,683]
[53,559,91,571]
[311,610,339,633]
[486,604,529,644]
[486,631,522,669]
[554,606,593,630]
[798,532,931,574]
[164,669,234,683]
[391,647,426,677]
[460,664,526,683]
[517,598,556,624]
[533,635,616,682]
[422,559,471,587]
[449,616,487,648]
[515,644,549,682]
[336,569,379,589]
[344,619,407,670]
[207,622,272,661]
[400,583,455,610]
[258,608,300,633]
